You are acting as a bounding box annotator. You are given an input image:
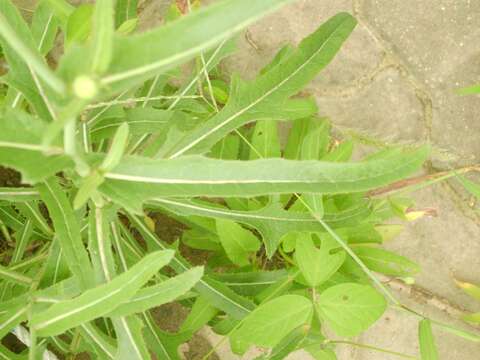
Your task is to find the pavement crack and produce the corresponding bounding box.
[352,0,434,143]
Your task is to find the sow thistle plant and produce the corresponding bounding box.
[0,0,478,359]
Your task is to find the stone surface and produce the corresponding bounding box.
[360,0,480,165]
[314,68,427,143]
[386,184,480,312]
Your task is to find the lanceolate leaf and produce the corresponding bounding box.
[127,214,256,319]
[353,246,420,277]
[165,12,357,158]
[90,107,174,140]
[0,0,64,94]
[108,267,204,317]
[419,319,439,360]
[100,146,429,213]
[230,295,313,354]
[31,0,59,56]
[90,0,114,74]
[100,0,294,92]
[37,177,94,289]
[0,188,40,202]
[31,250,173,336]
[115,0,138,27]
[316,283,387,337]
[150,198,371,257]
[456,174,480,200]
[216,219,260,266]
[0,110,73,183]
[112,316,150,360]
[210,270,289,296]
[0,303,28,339]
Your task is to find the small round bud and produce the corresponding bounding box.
[73,75,98,99]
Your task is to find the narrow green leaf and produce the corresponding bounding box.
[322,140,354,162]
[115,0,138,27]
[419,319,439,360]
[316,283,387,337]
[100,122,130,172]
[150,198,371,257]
[210,270,289,296]
[101,0,294,91]
[261,327,307,360]
[0,188,40,202]
[0,1,64,93]
[38,238,71,288]
[216,219,260,266]
[301,119,330,160]
[90,0,114,74]
[11,219,34,264]
[0,0,56,119]
[0,343,25,360]
[457,84,480,95]
[128,214,256,319]
[456,174,480,200]
[166,12,356,157]
[31,0,59,56]
[113,316,150,360]
[15,201,53,236]
[31,250,173,336]
[0,110,73,183]
[108,267,204,317]
[295,233,345,287]
[100,146,429,213]
[80,323,117,359]
[88,203,116,283]
[90,108,173,141]
[73,171,105,209]
[249,120,281,160]
[37,177,94,289]
[0,303,28,339]
[0,264,33,286]
[180,296,218,333]
[44,0,74,25]
[353,246,420,277]
[66,4,94,46]
[230,295,313,354]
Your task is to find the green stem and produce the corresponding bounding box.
[394,304,480,343]
[326,340,419,359]
[304,200,399,305]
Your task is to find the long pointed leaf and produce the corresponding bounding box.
[127,214,256,319]
[30,250,174,336]
[166,12,356,157]
[99,0,293,92]
[100,146,429,213]
[37,177,94,289]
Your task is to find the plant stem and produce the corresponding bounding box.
[326,340,419,359]
[368,165,480,197]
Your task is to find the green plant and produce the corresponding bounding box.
[0,0,478,359]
